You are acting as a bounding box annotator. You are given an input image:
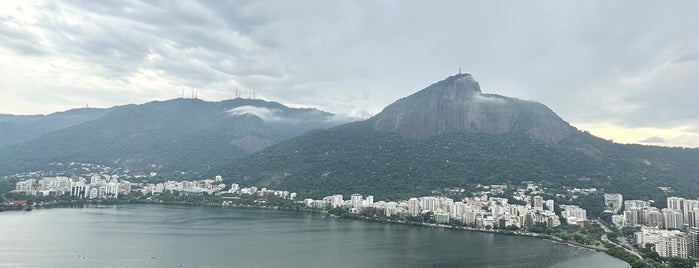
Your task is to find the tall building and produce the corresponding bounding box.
[690,227,699,259]
[351,194,363,210]
[330,195,343,208]
[532,196,544,211]
[462,208,477,225]
[105,182,120,198]
[644,208,663,229]
[420,197,437,212]
[561,205,587,225]
[625,200,651,211]
[365,196,374,205]
[654,231,690,258]
[70,182,87,198]
[545,200,555,212]
[667,197,685,211]
[604,193,623,213]
[452,202,464,219]
[407,198,421,217]
[15,179,35,191]
[438,197,454,213]
[687,210,698,228]
[662,208,684,230]
[684,200,699,224]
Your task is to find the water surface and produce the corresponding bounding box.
[0,205,629,267]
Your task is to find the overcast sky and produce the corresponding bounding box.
[1,1,698,147]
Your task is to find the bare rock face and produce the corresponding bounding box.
[371,74,573,143]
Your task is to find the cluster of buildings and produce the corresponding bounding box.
[605,193,699,259]
[303,184,588,230]
[11,174,231,200]
[609,196,699,230]
[140,176,226,195]
[226,183,296,200]
[635,226,699,259]
[13,175,131,199]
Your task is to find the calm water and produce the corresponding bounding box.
[0,205,629,268]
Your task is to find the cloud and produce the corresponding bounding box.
[639,137,665,143]
[1,1,699,147]
[672,53,699,64]
[226,106,282,122]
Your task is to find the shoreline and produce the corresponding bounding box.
[3,201,623,264]
[342,214,608,253]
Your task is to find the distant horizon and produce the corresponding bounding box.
[2,91,697,150]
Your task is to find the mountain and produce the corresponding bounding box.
[0,98,350,176]
[223,74,699,201]
[371,74,573,142]
[0,108,108,148]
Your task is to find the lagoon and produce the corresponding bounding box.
[0,205,629,268]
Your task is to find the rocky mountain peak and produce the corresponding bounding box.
[370,73,574,142]
[428,73,482,101]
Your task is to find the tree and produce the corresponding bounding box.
[667,257,696,268]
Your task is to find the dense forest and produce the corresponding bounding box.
[221,121,699,201]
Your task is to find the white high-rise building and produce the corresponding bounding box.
[452,202,464,219]
[420,197,437,212]
[636,227,690,258]
[662,208,684,230]
[70,182,87,198]
[604,193,623,213]
[532,196,544,211]
[683,200,699,223]
[365,196,374,205]
[462,208,477,225]
[655,233,690,259]
[407,198,420,217]
[105,182,120,198]
[329,195,343,208]
[625,200,651,211]
[667,197,685,211]
[351,194,363,210]
[561,205,587,225]
[438,197,454,213]
[687,209,698,228]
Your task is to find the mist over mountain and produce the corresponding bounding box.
[0,98,350,176]
[224,74,699,200]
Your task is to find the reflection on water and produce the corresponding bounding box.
[0,205,629,268]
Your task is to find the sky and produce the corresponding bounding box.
[1,1,698,148]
